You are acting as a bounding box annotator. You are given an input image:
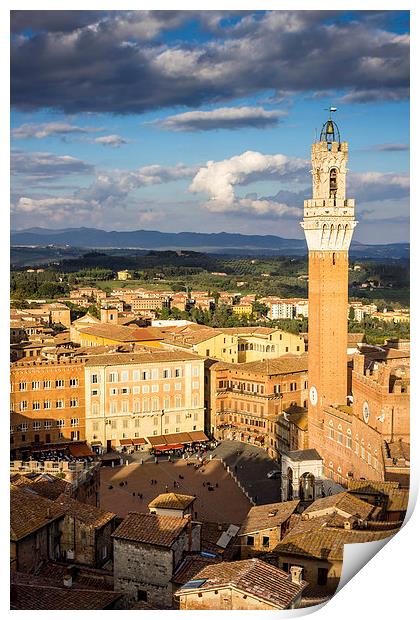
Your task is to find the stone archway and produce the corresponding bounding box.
[299,472,315,501]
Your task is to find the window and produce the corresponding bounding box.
[44,421,52,429]
[91,374,98,384]
[152,398,159,411]
[137,590,148,603]
[56,419,65,428]
[175,397,181,409]
[163,369,170,379]
[151,384,158,392]
[70,398,78,407]
[164,397,170,409]
[111,420,117,430]
[134,400,140,413]
[69,378,78,387]
[290,382,297,391]
[262,536,270,547]
[141,371,150,381]
[18,382,27,391]
[92,403,99,415]
[32,401,40,410]
[110,388,118,396]
[55,379,64,388]
[123,419,128,429]
[33,421,41,431]
[71,430,79,441]
[192,394,199,408]
[109,372,118,383]
[175,383,182,391]
[92,389,99,396]
[71,418,79,427]
[142,385,150,394]
[318,568,328,586]
[92,422,99,431]
[192,366,199,377]
[121,387,130,395]
[176,414,181,423]
[133,386,140,395]
[32,381,41,390]
[153,417,159,426]
[175,368,182,378]
[110,402,117,414]
[163,383,170,392]
[192,381,199,389]
[56,400,64,409]
[121,371,129,382]
[246,536,254,546]
[151,369,159,380]
[133,370,140,381]
[164,415,169,425]
[346,436,352,449]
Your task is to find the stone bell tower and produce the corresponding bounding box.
[301,114,357,450]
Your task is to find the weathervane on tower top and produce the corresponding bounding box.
[320,106,340,144]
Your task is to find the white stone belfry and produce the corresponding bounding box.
[301,119,357,250]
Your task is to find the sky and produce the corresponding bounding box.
[10,9,410,243]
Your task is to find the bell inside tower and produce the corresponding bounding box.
[329,168,338,199]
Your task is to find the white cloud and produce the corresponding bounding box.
[153,106,286,131]
[93,134,128,147]
[189,150,307,216]
[12,122,103,139]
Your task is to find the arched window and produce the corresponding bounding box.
[329,168,338,198]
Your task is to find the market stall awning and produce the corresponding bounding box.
[69,443,95,457]
[132,438,146,446]
[147,435,167,447]
[188,431,208,442]
[119,439,133,446]
[154,443,185,452]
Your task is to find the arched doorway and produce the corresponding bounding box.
[299,472,315,501]
[287,467,294,501]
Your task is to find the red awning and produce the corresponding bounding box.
[154,443,184,452]
[188,431,208,442]
[69,443,95,457]
[132,438,146,445]
[119,439,133,446]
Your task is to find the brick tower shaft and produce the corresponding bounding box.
[301,116,357,450]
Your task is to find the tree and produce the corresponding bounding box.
[348,306,355,320]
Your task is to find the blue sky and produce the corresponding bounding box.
[10,10,409,243]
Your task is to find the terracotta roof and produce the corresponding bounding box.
[10,572,121,610]
[10,486,65,541]
[287,410,308,431]
[149,493,195,511]
[200,521,240,560]
[213,354,307,376]
[112,512,189,547]
[85,348,202,366]
[18,473,71,500]
[303,492,374,521]
[347,480,399,495]
[55,494,115,528]
[276,527,398,561]
[172,554,221,585]
[239,500,299,536]
[76,324,165,342]
[176,558,307,609]
[386,489,409,513]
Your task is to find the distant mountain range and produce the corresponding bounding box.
[11,227,409,259]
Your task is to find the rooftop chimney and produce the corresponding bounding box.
[289,566,303,585]
[63,575,73,588]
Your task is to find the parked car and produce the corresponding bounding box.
[267,470,281,479]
